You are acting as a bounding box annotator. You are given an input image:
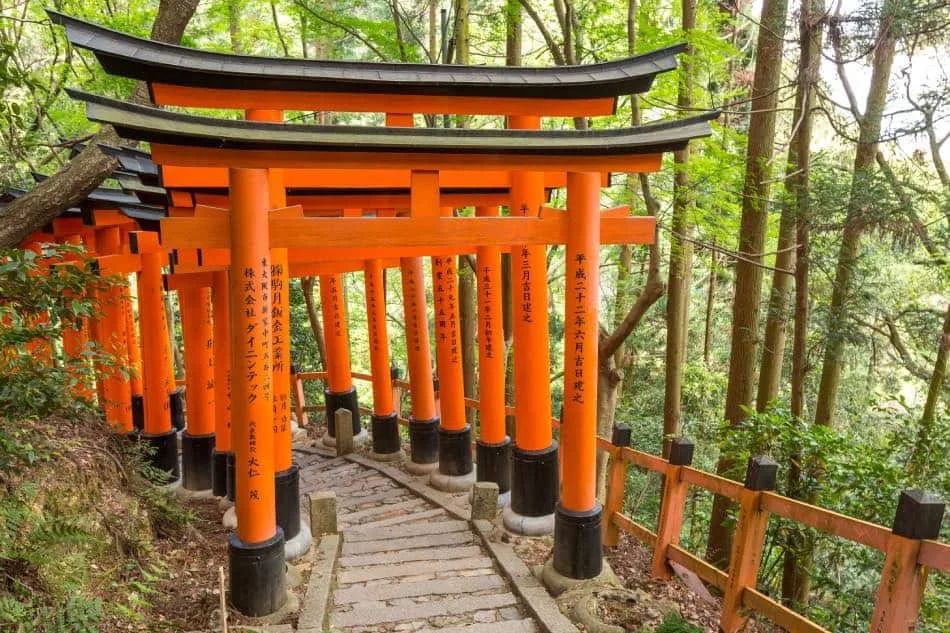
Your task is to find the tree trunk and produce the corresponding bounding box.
[813,5,897,429]
[301,277,327,370]
[0,0,201,248]
[228,0,244,53]
[505,0,522,66]
[662,0,696,458]
[703,244,717,367]
[779,0,825,608]
[707,0,789,569]
[910,303,950,478]
[756,204,795,410]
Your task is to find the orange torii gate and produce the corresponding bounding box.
[55,10,713,616]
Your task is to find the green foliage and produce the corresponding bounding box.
[653,612,703,633]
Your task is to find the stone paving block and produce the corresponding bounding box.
[338,556,493,584]
[345,519,467,542]
[340,545,483,569]
[343,507,444,531]
[471,482,499,521]
[309,490,338,537]
[335,409,355,456]
[332,592,519,627]
[332,477,393,496]
[340,498,424,523]
[415,619,539,633]
[342,530,474,555]
[339,488,416,510]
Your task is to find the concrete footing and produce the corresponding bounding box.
[368,449,405,462]
[284,521,313,561]
[539,558,618,597]
[404,459,439,475]
[429,469,475,492]
[502,506,555,535]
[321,428,368,448]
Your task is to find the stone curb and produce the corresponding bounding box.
[472,520,580,633]
[297,534,340,633]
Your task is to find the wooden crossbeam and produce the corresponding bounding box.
[159,215,656,250]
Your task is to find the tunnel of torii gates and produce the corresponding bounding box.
[43,11,715,616]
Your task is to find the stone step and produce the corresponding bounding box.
[339,488,414,510]
[342,507,444,531]
[416,620,539,633]
[330,477,393,496]
[338,556,493,584]
[342,531,474,556]
[346,519,467,543]
[333,573,506,604]
[300,456,347,471]
[340,544,483,568]
[340,498,424,523]
[332,592,518,628]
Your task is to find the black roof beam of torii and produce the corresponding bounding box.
[49,10,685,103]
[68,90,717,162]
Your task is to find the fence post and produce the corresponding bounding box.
[603,424,632,547]
[719,456,777,633]
[869,490,944,633]
[290,364,308,428]
[651,438,695,578]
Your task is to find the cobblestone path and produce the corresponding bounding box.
[296,450,542,633]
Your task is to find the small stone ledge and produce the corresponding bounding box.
[296,534,341,633]
[472,520,579,633]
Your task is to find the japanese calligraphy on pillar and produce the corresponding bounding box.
[519,246,533,324]
[405,265,421,354]
[271,262,289,435]
[203,288,215,411]
[241,255,271,505]
[367,267,380,356]
[433,256,460,366]
[568,251,593,406]
[480,263,495,360]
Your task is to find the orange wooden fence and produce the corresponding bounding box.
[292,370,947,633]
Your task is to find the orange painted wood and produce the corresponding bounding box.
[149,144,665,173]
[719,489,771,633]
[603,447,628,547]
[271,246,293,472]
[475,206,506,445]
[667,545,728,590]
[621,447,670,475]
[94,253,142,275]
[681,467,744,500]
[162,165,588,189]
[917,539,950,572]
[211,270,232,451]
[165,271,215,290]
[100,285,133,432]
[320,273,353,393]
[870,534,929,633]
[169,190,194,207]
[431,247,466,431]
[160,215,656,250]
[289,258,400,278]
[290,369,308,428]
[229,168,277,545]
[651,465,690,578]
[560,172,601,513]
[150,84,617,117]
[364,259,394,416]
[761,492,891,552]
[178,285,215,436]
[508,121,553,453]
[742,589,830,633]
[138,250,174,435]
[612,512,658,548]
[123,287,143,397]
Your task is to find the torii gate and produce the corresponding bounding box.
[54,9,713,617]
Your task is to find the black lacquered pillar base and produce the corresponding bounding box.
[140,430,180,483]
[511,442,558,517]
[169,388,186,431]
[477,437,512,494]
[371,412,401,455]
[553,503,603,579]
[226,452,237,502]
[228,530,286,617]
[438,425,473,476]
[181,432,215,491]
[324,387,360,437]
[212,449,229,497]
[275,464,301,541]
[131,394,145,432]
[409,417,439,466]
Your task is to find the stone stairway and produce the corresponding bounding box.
[295,449,544,633]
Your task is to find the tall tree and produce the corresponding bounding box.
[779,0,826,607]
[813,2,899,429]
[662,0,697,457]
[910,303,950,478]
[707,0,789,568]
[0,0,202,247]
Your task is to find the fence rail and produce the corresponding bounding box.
[291,368,948,633]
